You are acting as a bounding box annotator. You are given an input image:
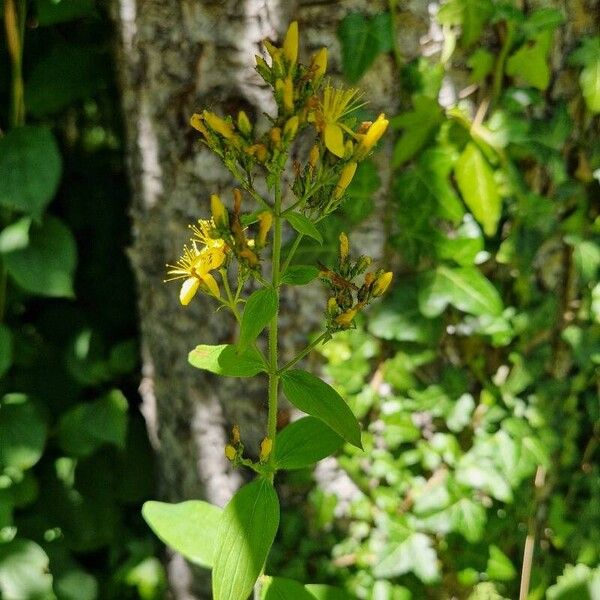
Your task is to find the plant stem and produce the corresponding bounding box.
[266,181,283,479]
[278,332,328,374]
[280,233,304,275]
[491,20,514,110]
[220,269,241,324]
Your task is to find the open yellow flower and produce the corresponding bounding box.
[166,222,228,304]
[313,84,363,158]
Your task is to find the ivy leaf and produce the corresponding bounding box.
[449,497,486,543]
[506,31,552,91]
[455,143,502,236]
[374,532,440,583]
[0,126,62,220]
[280,265,319,286]
[281,369,362,449]
[0,326,13,379]
[391,96,443,167]
[570,37,600,113]
[486,545,517,581]
[337,12,393,83]
[286,212,323,244]
[142,500,221,568]
[0,539,54,599]
[57,389,128,457]
[0,394,47,472]
[189,344,266,377]
[418,266,503,318]
[212,478,279,600]
[238,288,278,352]
[437,0,493,47]
[274,416,343,470]
[4,215,77,298]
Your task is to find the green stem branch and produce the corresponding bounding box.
[278,332,329,375]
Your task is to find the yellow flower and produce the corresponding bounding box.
[257,211,273,248]
[190,113,210,139]
[310,48,328,81]
[373,271,393,296]
[315,84,363,158]
[202,110,235,140]
[339,232,349,263]
[335,306,359,328]
[354,113,389,160]
[284,116,299,140]
[225,444,237,461]
[189,219,227,252]
[259,437,273,462]
[210,194,228,228]
[283,21,298,66]
[333,162,357,199]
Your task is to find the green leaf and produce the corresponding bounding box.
[391,96,442,167]
[506,31,552,91]
[35,0,96,25]
[286,212,322,244]
[337,12,393,83]
[305,584,354,600]
[486,545,517,581]
[0,394,46,472]
[418,266,503,318]
[142,500,221,568]
[0,325,13,378]
[449,497,486,543]
[261,577,314,600]
[0,539,54,599]
[26,44,109,117]
[280,265,319,286]
[212,478,279,600]
[0,218,31,253]
[189,344,266,377]
[0,127,62,219]
[57,389,128,457]
[274,416,343,470]
[579,59,600,113]
[4,215,76,298]
[455,143,502,236]
[281,369,362,449]
[468,48,494,83]
[374,532,440,583]
[238,288,278,352]
[437,0,493,47]
[547,563,600,600]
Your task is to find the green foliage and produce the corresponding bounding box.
[212,478,280,600]
[189,343,267,377]
[239,287,279,351]
[142,501,221,568]
[0,126,62,219]
[570,36,600,113]
[286,212,323,244]
[337,12,393,83]
[274,417,343,470]
[281,369,362,449]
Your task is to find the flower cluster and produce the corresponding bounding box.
[321,233,393,332]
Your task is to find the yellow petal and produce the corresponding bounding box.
[180,277,200,306]
[200,272,220,297]
[283,21,298,65]
[324,123,345,158]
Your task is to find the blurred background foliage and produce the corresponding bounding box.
[0,1,599,599]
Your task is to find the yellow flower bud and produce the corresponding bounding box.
[327,297,338,316]
[257,211,273,248]
[308,144,320,169]
[344,139,354,158]
[179,277,200,306]
[310,47,328,80]
[190,113,210,138]
[270,127,282,147]
[339,232,349,264]
[237,110,252,136]
[225,444,237,461]
[259,437,273,462]
[232,424,241,444]
[246,143,269,162]
[284,116,299,140]
[373,271,393,296]
[335,306,359,328]
[211,194,228,228]
[354,113,389,160]
[202,110,235,140]
[334,161,358,199]
[283,21,298,66]
[283,76,294,113]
